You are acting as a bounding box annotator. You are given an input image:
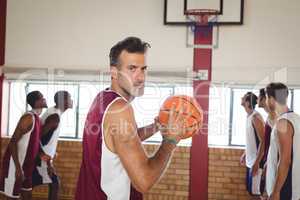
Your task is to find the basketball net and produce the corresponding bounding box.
[184,9,219,49]
[185,9,218,26]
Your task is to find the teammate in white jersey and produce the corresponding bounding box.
[32,91,73,200]
[240,92,265,198]
[0,91,47,200]
[258,88,278,199]
[265,82,300,200]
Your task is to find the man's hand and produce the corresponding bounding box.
[240,153,246,166]
[160,105,189,144]
[268,191,280,200]
[40,153,52,162]
[262,162,267,178]
[47,162,55,177]
[154,116,161,132]
[251,161,259,176]
[15,165,24,183]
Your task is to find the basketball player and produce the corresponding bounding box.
[266,83,300,200]
[0,91,47,199]
[240,92,265,198]
[32,91,73,200]
[258,88,277,162]
[258,88,277,200]
[75,37,190,200]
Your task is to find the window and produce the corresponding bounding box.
[77,83,109,138]
[210,87,292,146]
[8,81,26,135]
[133,83,194,146]
[228,88,268,146]
[5,80,193,146]
[208,86,230,146]
[230,89,249,146]
[133,84,173,143]
[5,79,299,147]
[293,89,300,113]
[27,82,78,138]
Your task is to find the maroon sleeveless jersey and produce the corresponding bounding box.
[75,89,142,200]
[0,111,41,197]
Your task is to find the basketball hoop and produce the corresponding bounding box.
[184,9,219,26]
[184,9,220,49]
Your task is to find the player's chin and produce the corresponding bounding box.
[132,88,144,97]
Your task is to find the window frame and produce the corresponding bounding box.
[4,79,298,147]
[226,87,294,147]
[27,81,80,139]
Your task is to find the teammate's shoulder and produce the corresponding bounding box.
[45,113,60,123]
[276,118,293,134]
[105,98,137,141]
[109,98,134,115]
[16,113,34,131]
[252,112,264,122]
[21,112,34,123]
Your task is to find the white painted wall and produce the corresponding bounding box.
[213,0,300,84]
[5,0,193,71]
[5,0,300,84]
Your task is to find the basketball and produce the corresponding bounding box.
[158,95,203,139]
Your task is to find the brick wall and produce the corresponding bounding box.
[208,148,251,200]
[0,138,251,200]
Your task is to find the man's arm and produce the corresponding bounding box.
[269,119,293,200]
[41,114,60,138]
[251,114,265,175]
[240,151,246,166]
[39,114,60,165]
[9,113,34,181]
[105,99,183,193]
[137,117,159,141]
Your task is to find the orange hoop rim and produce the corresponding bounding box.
[184,9,219,16]
[184,9,219,25]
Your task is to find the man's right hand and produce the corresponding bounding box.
[47,163,55,177]
[240,153,246,166]
[15,165,24,183]
[40,152,52,162]
[160,104,189,145]
[262,162,267,177]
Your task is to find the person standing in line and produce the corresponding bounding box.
[0,91,47,200]
[240,92,265,199]
[266,82,300,200]
[32,91,73,200]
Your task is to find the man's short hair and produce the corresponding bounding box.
[54,91,70,106]
[265,82,289,105]
[245,92,258,109]
[109,37,150,67]
[26,91,41,108]
[259,88,266,98]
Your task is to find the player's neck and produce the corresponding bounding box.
[55,105,66,113]
[268,111,277,120]
[263,105,270,113]
[31,108,43,115]
[110,84,134,102]
[245,107,254,115]
[276,105,289,116]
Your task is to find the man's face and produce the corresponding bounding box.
[266,95,275,112]
[35,92,48,109]
[114,50,147,97]
[258,95,266,108]
[64,94,73,110]
[241,95,246,107]
[241,94,251,111]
